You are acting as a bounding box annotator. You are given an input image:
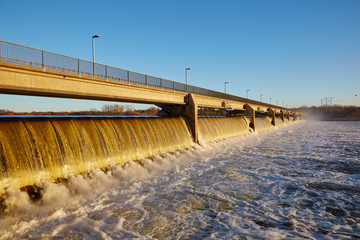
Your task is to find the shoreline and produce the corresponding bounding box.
[319,118,360,121]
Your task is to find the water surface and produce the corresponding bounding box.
[1,121,359,239]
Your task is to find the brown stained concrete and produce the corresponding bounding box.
[244,104,256,131]
[280,111,285,122]
[267,108,276,126]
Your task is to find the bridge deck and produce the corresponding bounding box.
[0,61,290,113]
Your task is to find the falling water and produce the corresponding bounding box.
[0,117,192,193]
[198,116,249,142]
[1,120,358,239]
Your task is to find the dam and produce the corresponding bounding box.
[0,40,302,194]
[0,115,296,194]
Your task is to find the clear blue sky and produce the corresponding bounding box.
[1,0,359,111]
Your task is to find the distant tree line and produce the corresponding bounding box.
[4,104,357,120]
[0,105,230,117]
[0,104,160,116]
[298,105,360,120]
[198,108,227,116]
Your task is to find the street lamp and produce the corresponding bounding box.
[260,94,263,102]
[92,34,100,76]
[185,67,191,91]
[224,82,229,93]
[246,89,250,98]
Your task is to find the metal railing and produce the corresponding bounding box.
[0,40,282,110]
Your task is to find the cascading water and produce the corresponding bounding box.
[0,114,311,239]
[0,115,295,194]
[198,116,249,142]
[244,116,274,132]
[0,117,192,194]
[274,117,285,126]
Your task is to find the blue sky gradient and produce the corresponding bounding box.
[1,0,359,111]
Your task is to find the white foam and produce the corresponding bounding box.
[7,121,355,240]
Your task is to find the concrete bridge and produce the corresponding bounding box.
[0,40,301,143]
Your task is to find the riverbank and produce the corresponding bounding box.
[320,117,360,121]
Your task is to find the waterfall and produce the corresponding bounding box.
[275,117,285,126]
[0,114,294,193]
[198,117,249,142]
[0,117,192,193]
[243,116,275,132]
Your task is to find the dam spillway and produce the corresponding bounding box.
[0,115,296,194]
[198,116,250,142]
[0,116,192,193]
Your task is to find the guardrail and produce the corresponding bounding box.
[0,40,283,110]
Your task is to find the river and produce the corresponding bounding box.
[1,120,359,239]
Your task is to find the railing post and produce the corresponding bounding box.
[127,70,130,83]
[145,75,147,86]
[42,50,44,68]
[105,65,107,79]
[160,78,162,88]
[173,81,175,91]
[77,59,80,75]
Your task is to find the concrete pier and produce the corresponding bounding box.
[159,94,199,143]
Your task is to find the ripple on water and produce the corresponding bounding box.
[2,121,360,239]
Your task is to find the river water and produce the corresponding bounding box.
[1,120,359,239]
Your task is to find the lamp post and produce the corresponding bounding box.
[260,94,263,102]
[224,82,229,93]
[92,35,100,76]
[185,67,191,91]
[246,89,250,99]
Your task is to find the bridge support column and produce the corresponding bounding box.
[293,114,297,121]
[184,93,198,144]
[268,108,276,127]
[159,93,198,144]
[280,111,285,122]
[244,104,255,131]
[286,112,290,121]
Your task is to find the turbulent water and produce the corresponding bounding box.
[1,120,359,239]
